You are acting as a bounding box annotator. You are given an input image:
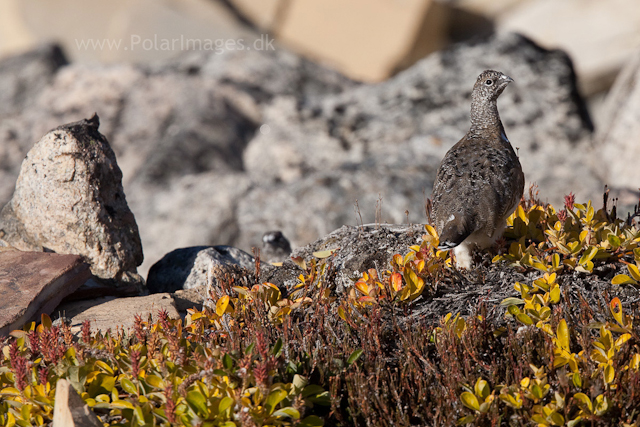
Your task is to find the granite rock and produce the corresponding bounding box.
[0,115,143,285]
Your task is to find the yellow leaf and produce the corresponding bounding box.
[41,313,52,329]
[312,249,335,259]
[550,285,561,304]
[579,246,598,265]
[573,393,592,413]
[612,274,636,285]
[94,360,114,376]
[474,378,490,400]
[338,306,347,321]
[628,264,640,282]
[216,295,230,317]
[425,224,438,239]
[629,354,640,370]
[516,313,533,326]
[111,400,135,410]
[460,391,480,411]
[557,320,570,351]
[594,394,609,416]
[604,364,615,384]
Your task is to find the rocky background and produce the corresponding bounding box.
[0,0,639,282]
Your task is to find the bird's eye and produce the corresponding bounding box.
[485,79,493,86]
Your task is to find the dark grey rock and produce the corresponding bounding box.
[147,245,258,293]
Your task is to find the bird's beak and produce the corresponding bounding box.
[501,75,514,84]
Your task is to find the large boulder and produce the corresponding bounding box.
[240,33,599,249]
[0,44,69,203]
[596,51,640,192]
[0,46,356,277]
[0,115,143,285]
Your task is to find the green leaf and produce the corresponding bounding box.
[186,390,208,417]
[607,234,621,248]
[301,384,326,398]
[133,406,145,426]
[347,349,363,365]
[111,400,135,410]
[292,374,308,392]
[272,338,283,357]
[299,415,324,427]
[88,374,115,397]
[550,412,565,426]
[515,313,533,326]
[222,354,233,370]
[594,394,609,416]
[218,396,234,413]
[460,391,480,411]
[474,379,490,400]
[579,246,597,265]
[145,375,164,389]
[457,415,475,425]
[572,372,582,388]
[265,389,288,413]
[245,343,255,355]
[272,407,301,419]
[120,378,137,395]
[500,297,524,307]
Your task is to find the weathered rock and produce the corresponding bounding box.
[53,378,103,427]
[244,33,597,206]
[596,51,640,194]
[284,224,426,295]
[128,172,252,277]
[0,45,356,278]
[0,43,68,116]
[0,44,69,203]
[237,166,432,250]
[147,245,258,293]
[172,287,206,315]
[53,293,179,334]
[0,115,144,287]
[0,251,90,336]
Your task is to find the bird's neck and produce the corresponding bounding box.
[469,99,504,135]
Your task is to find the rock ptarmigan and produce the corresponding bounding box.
[431,70,525,269]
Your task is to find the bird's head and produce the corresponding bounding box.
[472,70,513,104]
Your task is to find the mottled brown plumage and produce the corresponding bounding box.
[431,70,524,268]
